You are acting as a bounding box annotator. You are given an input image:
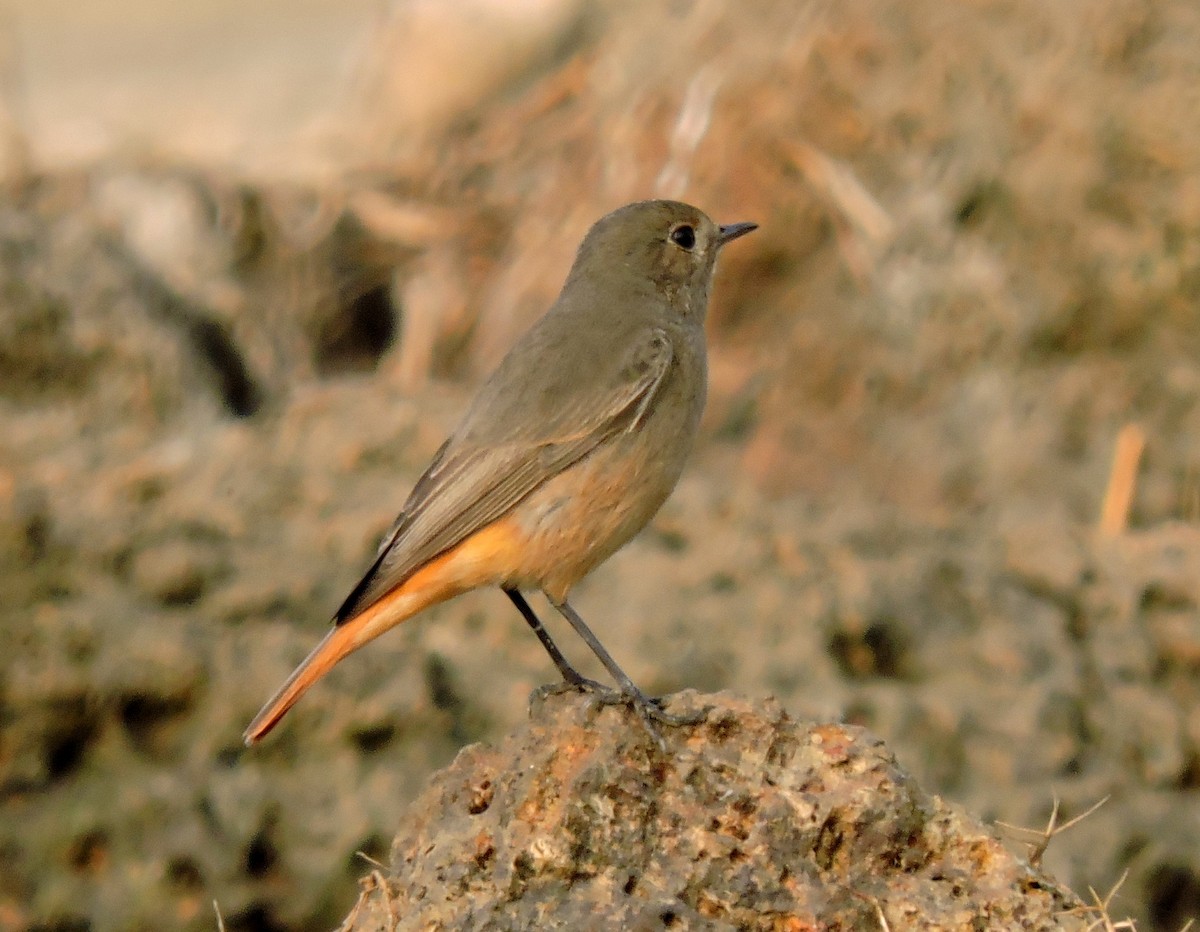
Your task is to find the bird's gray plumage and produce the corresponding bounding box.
[334,200,723,624]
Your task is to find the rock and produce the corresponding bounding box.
[339,691,1084,931]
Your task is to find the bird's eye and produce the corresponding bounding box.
[669,224,696,250]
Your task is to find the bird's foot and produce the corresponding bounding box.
[608,687,687,753]
[531,675,612,704]
[531,676,706,751]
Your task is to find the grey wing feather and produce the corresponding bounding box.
[334,329,673,623]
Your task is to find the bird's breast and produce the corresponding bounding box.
[503,359,705,603]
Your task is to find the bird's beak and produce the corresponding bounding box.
[717,222,758,247]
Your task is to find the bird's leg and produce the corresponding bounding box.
[549,596,706,745]
[505,588,628,711]
[504,588,607,692]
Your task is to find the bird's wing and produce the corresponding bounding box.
[333,328,673,623]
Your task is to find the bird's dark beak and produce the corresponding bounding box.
[717,222,758,247]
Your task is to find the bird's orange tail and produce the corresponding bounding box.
[243,519,524,745]
[243,624,357,744]
[242,580,432,744]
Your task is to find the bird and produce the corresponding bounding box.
[243,199,757,747]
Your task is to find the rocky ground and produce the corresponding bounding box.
[339,691,1088,931]
[2,0,1200,930]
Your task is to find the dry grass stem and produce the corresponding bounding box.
[655,65,721,197]
[339,866,397,932]
[995,794,1110,868]
[1099,423,1146,536]
[1074,868,1136,930]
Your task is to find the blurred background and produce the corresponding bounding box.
[2,0,1199,928]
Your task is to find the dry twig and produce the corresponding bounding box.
[995,794,1110,868]
[1099,423,1145,536]
[1060,868,1136,930]
[339,852,397,932]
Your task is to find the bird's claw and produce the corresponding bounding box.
[531,676,610,704]
[530,677,707,751]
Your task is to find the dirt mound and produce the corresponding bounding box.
[340,691,1085,931]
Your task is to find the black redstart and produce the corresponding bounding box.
[244,199,756,745]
